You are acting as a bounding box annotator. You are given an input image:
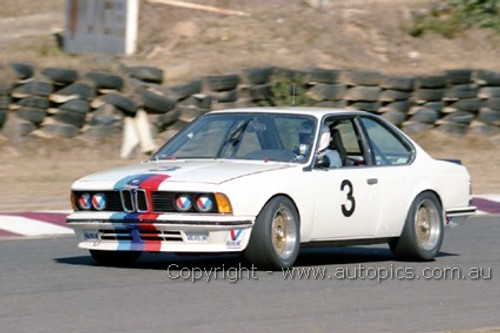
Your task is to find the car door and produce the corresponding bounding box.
[309,117,382,240]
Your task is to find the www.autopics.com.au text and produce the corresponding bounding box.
[165,263,492,283]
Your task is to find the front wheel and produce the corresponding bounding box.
[244,196,300,270]
[390,192,444,261]
[89,250,142,266]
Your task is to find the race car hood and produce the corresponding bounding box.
[72,160,295,190]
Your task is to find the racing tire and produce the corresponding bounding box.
[0,110,7,128]
[380,75,415,91]
[379,89,411,102]
[477,108,500,126]
[390,192,444,261]
[12,80,54,98]
[51,81,96,103]
[379,100,411,113]
[469,121,500,137]
[443,84,478,101]
[41,67,78,85]
[439,111,474,125]
[10,62,34,80]
[381,110,407,126]
[127,65,164,83]
[445,69,472,85]
[478,87,500,99]
[476,70,500,86]
[85,71,124,90]
[447,98,481,113]
[484,97,500,110]
[436,122,468,136]
[244,196,300,270]
[139,87,178,113]
[16,96,50,110]
[342,70,381,86]
[344,86,381,102]
[205,75,240,92]
[416,75,446,88]
[412,89,445,103]
[243,67,274,85]
[306,84,346,101]
[0,96,11,109]
[17,107,46,125]
[89,250,141,266]
[171,80,202,100]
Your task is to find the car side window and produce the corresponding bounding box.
[326,118,366,166]
[360,117,412,166]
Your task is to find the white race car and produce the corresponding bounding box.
[67,108,475,269]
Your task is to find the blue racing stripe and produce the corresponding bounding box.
[113,174,156,190]
[110,212,144,251]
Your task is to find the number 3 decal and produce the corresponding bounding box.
[341,180,355,217]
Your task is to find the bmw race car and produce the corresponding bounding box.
[67,108,475,269]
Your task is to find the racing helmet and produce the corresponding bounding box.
[318,124,332,152]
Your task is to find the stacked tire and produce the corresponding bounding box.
[304,68,347,108]
[343,70,382,112]
[379,75,414,127]
[473,70,500,137]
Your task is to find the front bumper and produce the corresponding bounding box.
[66,211,254,253]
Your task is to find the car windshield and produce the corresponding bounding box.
[152,113,317,164]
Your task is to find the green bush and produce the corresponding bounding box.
[407,0,500,38]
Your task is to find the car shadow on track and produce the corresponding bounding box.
[54,246,458,271]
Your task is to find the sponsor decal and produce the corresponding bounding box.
[83,230,98,240]
[225,229,243,249]
[92,193,107,211]
[196,196,213,212]
[175,194,192,212]
[185,232,209,242]
[78,193,91,210]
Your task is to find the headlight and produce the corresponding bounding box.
[78,193,92,210]
[174,194,192,212]
[195,195,213,213]
[91,193,107,211]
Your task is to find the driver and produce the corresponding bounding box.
[318,124,342,168]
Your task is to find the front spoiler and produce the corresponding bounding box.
[66,211,254,253]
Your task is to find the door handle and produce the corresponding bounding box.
[367,178,378,185]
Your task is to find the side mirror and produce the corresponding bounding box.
[315,154,330,169]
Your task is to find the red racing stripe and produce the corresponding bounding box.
[138,174,170,251]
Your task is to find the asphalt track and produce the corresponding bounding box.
[0,215,499,333]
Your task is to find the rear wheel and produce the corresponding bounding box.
[390,192,443,260]
[244,196,300,270]
[89,250,141,266]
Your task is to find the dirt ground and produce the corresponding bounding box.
[0,0,499,211]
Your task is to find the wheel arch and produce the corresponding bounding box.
[258,193,302,229]
[394,187,444,237]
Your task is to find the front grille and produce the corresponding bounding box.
[99,229,183,242]
[121,190,134,212]
[120,189,148,212]
[151,191,219,213]
[136,190,148,212]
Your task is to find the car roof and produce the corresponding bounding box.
[207,107,371,119]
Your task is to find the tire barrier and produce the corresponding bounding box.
[1,63,500,152]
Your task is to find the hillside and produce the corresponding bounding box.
[1,0,500,83]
